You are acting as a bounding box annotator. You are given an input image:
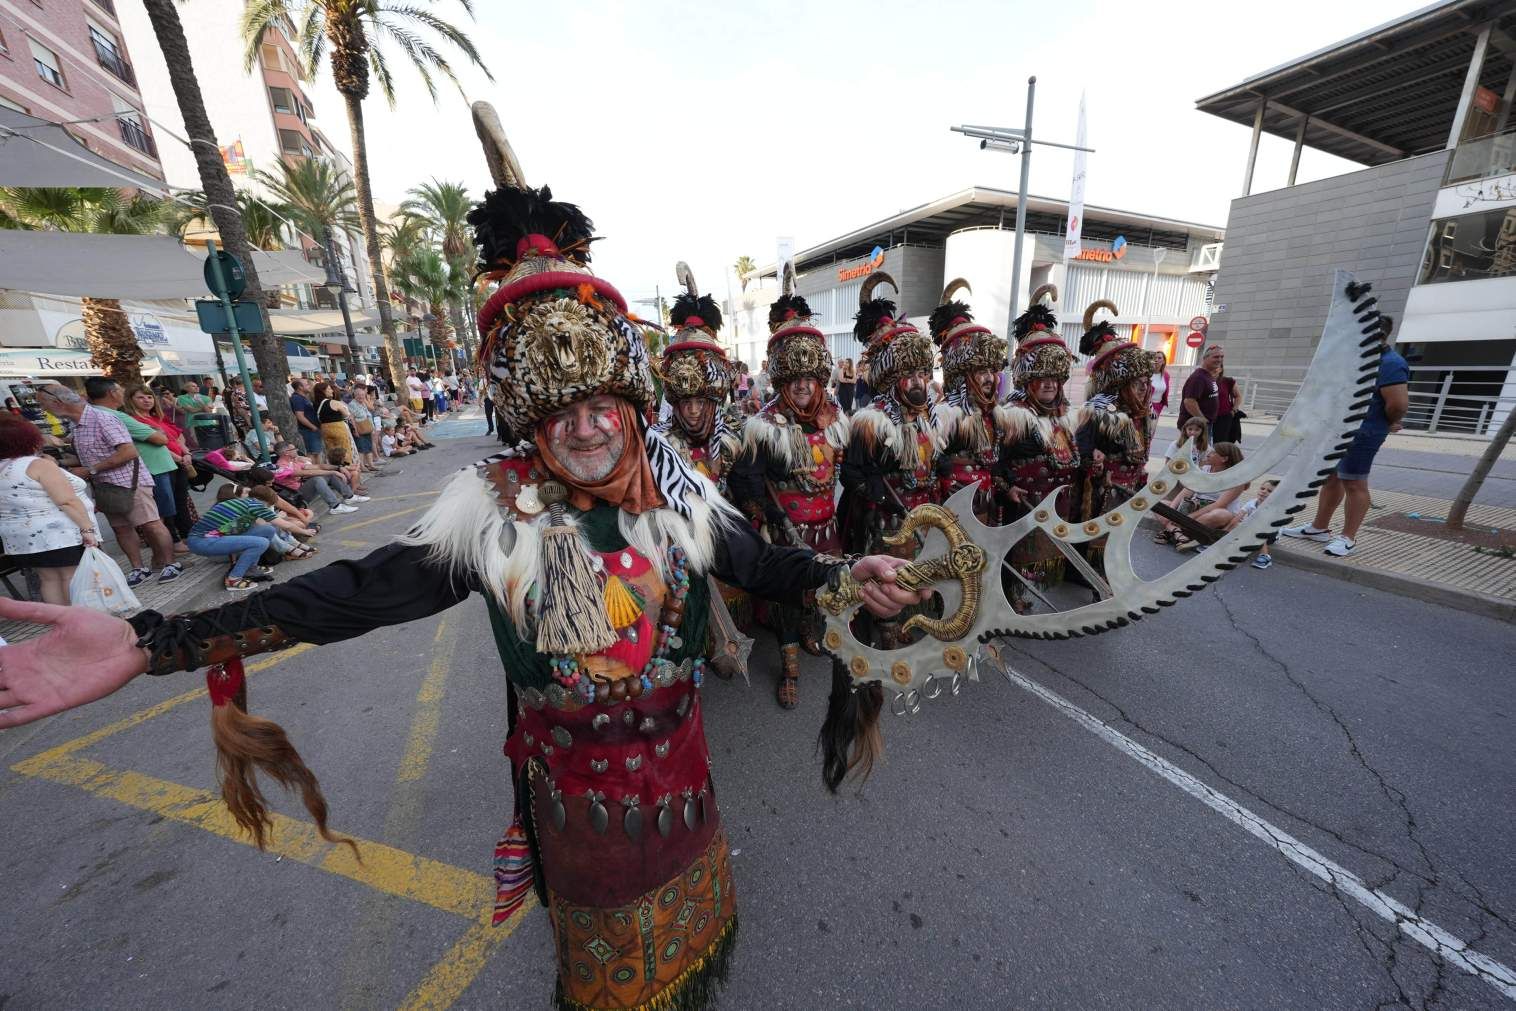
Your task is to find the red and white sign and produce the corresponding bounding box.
[1188,315,1208,333]
[1186,330,1206,349]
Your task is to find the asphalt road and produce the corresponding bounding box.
[2,420,1513,1010]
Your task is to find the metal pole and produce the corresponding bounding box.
[1287,115,1308,186]
[1242,100,1265,196]
[1008,75,1035,336]
[206,239,271,463]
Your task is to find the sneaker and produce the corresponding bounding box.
[332,503,359,514]
[126,567,150,588]
[1251,554,1273,570]
[348,494,371,503]
[157,563,184,583]
[244,570,275,583]
[1280,524,1332,542]
[1324,535,1356,557]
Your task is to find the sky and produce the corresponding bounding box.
[292,0,1431,312]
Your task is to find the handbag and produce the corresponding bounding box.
[354,417,375,436]
[90,459,140,517]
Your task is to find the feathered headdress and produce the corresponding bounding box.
[1011,283,1070,386]
[931,279,1006,394]
[856,272,931,389]
[766,264,830,385]
[1013,283,1061,341]
[660,261,733,402]
[1080,298,1153,396]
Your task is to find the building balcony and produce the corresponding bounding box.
[93,41,135,85]
[1444,127,1516,188]
[90,0,117,17]
[117,117,156,157]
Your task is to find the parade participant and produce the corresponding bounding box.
[839,273,942,652]
[728,275,850,708]
[1072,299,1155,573]
[928,278,1013,520]
[998,285,1082,606]
[0,112,922,1011]
[840,272,942,556]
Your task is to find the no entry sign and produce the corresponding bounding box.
[1186,330,1206,349]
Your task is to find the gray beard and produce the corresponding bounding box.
[552,432,627,483]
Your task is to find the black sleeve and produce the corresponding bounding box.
[841,437,892,511]
[711,516,838,608]
[728,443,783,525]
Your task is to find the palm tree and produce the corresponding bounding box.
[0,187,165,384]
[390,246,454,354]
[240,0,491,391]
[1448,408,1516,530]
[734,255,757,291]
[251,158,360,245]
[400,179,475,358]
[141,0,299,443]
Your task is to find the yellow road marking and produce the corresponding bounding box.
[336,505,426,532]
[20,753,493,919]
[338,539,374,548]
[368,491,443,503]
[397,622,453,783]
[399,900,540,1011]
[12,643,315,775]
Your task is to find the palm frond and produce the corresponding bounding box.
[380,4,492,82]
[297,2,328,76]
[367,43,398,106]
[240,0,294,72]
[369,20,444,103]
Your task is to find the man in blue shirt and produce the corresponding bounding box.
[1282,316,1410,557]
[287,378,324,459]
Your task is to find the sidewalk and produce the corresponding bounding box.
[1268,490,1516,621]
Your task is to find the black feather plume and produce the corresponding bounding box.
[468,185,596,272]
[670,292,723,332]
[1013,303,1059,341]
[854,298,897,343]
[768,295,813,330]
[929,301,973,346]
[1079,320,1118,357]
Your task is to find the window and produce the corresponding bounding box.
[1420,208,1516,285]
[278,128,314,158]
[260,43,282,72]
[0,26,8,54]
[89,24,132,84]
[29,38,64,89]
[112,96,154,156]
[90,0,118,15]
[268,86,294,114]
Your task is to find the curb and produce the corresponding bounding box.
[1268,544,1516,623]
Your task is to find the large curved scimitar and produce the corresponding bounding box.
[821,270,1385,701]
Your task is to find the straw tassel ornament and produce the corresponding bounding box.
[534,481,618,655]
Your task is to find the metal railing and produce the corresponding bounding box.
[92,40,134,85]
[1170,362,1516,437]
[1444,126,1516,187]
[117,117,156,156]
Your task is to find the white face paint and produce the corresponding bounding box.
[543,395,627,483]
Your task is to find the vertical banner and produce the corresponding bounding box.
[776,236,795,292]
[1062,94,1088,263]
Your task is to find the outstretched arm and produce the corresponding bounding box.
[0,544,476,729]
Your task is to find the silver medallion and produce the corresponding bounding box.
[623,709,636,726]
[545,683,567,708]
[515,484,544,515]
[683,794,698,832]
[657,802,673,838]
[592,712,610,731]
[638,716,656,734]
[589,758,608,774]
[541,744,554,756]
[625,754,643,772]
[623,800,642,840]
[654,740,670,759]
[551,726,572,748]
[620,551,633,570]
[589,792,609,835]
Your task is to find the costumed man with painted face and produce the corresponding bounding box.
[1073,298,1156,574]
[998,285,1083,608]
[928,279,1013,523]
[727,282,850,709]
[840,273,943,555]
[653,263,739,496]
[0,109,923,1011]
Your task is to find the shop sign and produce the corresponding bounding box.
[837,246,886,282]
[1073,235,1127,263]
[130,314,168,347]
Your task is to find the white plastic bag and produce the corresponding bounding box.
[69,546,141,616]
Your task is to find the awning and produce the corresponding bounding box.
[147,347,221,376]
[0,232,325,299]
[0,347,161,378]
[267,307,382,342]
[0,109,168,192]
[1399,279,1515,344]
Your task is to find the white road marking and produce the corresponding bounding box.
[998,663,1516,1002]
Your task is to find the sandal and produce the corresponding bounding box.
[224,578,257,591]
[777,645,800,710]
[288,544,318,559]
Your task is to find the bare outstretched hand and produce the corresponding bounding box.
[849,554,933,618]
[0,598,148,729]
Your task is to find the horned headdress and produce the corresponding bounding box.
[659,261,734,403]
[1011,283,1071,386]
[765,263,831,386]
[930,278,1007,393]
[855,271,933,389]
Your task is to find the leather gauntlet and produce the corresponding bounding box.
[130,604,296,677]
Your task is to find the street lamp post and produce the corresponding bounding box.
[952,76,1095,336]
[322,228,361,378]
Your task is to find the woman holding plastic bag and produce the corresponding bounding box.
[0,415,100,605]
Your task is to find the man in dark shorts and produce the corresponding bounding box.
[1282,318,1409,557]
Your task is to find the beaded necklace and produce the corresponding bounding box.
[547,543,705,704]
